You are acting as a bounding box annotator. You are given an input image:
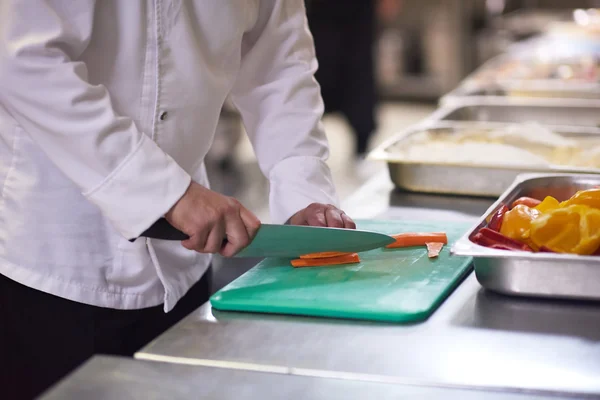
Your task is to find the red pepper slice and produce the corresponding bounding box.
[489,244,520,251]
[472,232,497,247]
[487,204,508,232]
[472,228,532,252]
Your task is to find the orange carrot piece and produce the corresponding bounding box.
[299,251,352,259]
[385,232,448,249]
[426,242,444,258]
[291,253,360,268]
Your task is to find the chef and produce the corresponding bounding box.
[0,1,356,398]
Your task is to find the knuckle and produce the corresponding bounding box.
[222,200,240,216]
[203,210,219,226]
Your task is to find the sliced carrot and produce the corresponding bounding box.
[385,232,448,249]
[426,242,444,258]
[299,251,352,259]
[291,253,360,268]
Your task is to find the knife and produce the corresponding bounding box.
[136,218,395,258]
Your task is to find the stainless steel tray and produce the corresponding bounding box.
[441,82,600,106]
[429,97,600,129]
[440,38,600,105]
[441,80,600,106]
[369,121,600,197]
[452,173,600,301]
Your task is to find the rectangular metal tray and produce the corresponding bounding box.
[369,121,600,197]
[440,36,600,105]
[429,98,600,129]
[441,83,600,106]
[452,173,600,301]
[441,81,600,106]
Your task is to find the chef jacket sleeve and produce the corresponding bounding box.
[0,0,191,240]
[229,0,340,224]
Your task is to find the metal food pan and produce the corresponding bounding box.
[368,121,600,197]
[441,81,600,106]
[440,39,600,105]
[452,173,600,301]
[429,97,600,129]
[441,80,600,106]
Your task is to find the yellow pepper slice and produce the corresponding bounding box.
[530,204,600,255]
[500,205,540,241]
[534,196,560,213]
[560,188,600,210]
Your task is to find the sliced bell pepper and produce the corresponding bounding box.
[530,204,600,255]
[560,188,600,210]
[426,242,444,258]
[510,196,541,209]
[291,253,360,268]
[487,204,509,232]
[499,204,541,248]
[472,227,533,252]
[385,232,448,249]
[299,251,351,259]
[534,196,560,213]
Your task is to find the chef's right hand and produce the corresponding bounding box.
[165,181,261,257]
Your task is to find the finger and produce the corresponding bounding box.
[341,213,357,229]
[240,207,261,240]
[324,206,345,228]
[182,228,209,252]
[202,220,226,254]
[182,237,196,251]
[289,214,308,226]
[288,208,308,226]
[220,212,251,257]
[306,204,327,227]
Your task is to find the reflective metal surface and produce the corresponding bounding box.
[137,275,600,397]
[453,173,600,300]
[430,97,600,128]
[137,173,600,398]
[370,122,600,197]
[40,356,574,400]
[340,171,494,222]
[441,34,600,104]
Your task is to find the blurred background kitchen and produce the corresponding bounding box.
[207,0,600,290]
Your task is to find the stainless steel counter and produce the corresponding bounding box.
[136,172,600,398]
[40,355,573,400]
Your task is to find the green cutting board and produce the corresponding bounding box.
[210,220,473,323]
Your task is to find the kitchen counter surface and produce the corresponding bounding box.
[136,172,600,398]
[40,355,580,400]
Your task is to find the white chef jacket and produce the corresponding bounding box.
[0,0,338,312]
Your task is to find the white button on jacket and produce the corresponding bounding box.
[0,0,338,311]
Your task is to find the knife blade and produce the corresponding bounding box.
[137,218,395,258]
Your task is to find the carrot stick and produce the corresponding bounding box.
[426,242,444,258]
[385,232,448,249]
[291,253,360,268]
[299,251,352,259]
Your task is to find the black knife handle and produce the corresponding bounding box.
[130,218,190,242]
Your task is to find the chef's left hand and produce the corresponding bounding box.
[288,203,356,229]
